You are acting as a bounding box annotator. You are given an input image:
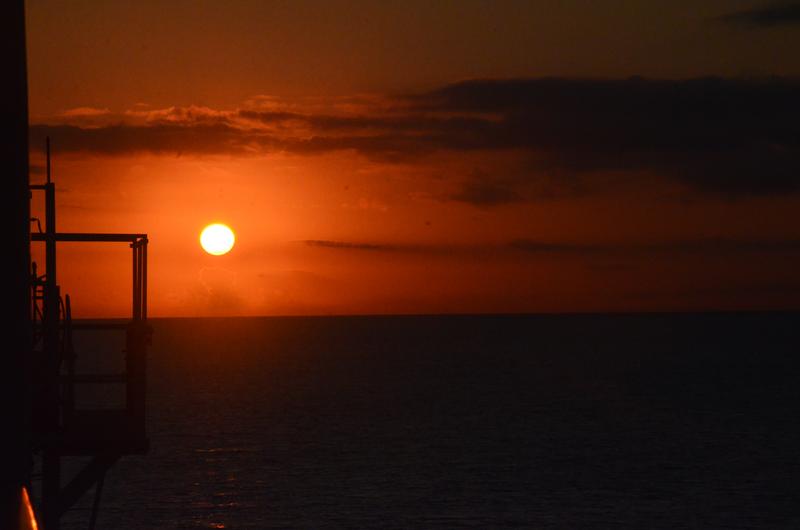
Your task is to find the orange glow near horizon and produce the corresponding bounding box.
[24,147,800,318]
[21,1,800,318]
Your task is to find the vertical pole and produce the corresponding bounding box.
[126,320,147,434]
[42,148,61,530]
[46,136,51,184]
[127,239,148,435]
[45,187,55,286]
[132,243,138,320]
[136,244,142,319]
[142,240,148,320]
[138,244,144,318]
[63,295,75,422]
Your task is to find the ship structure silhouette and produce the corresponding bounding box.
[29,139,151,530]
[2,3,151,528]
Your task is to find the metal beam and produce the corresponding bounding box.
[31,233,147,243]
[57,453,120,518]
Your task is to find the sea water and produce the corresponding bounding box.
[48,313,800,528]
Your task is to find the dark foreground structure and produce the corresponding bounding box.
[2,3,151,528]
[29,169,150,529]
[2,1,33,528]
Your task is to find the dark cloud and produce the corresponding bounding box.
[302,240,398,251]
[30,123,271,156]
[717,2,800,28]
[510,237,800,255]
[283,134,440,162]
[446,177,523,207]
[239,109,486,132]
[415,77,800,196]
[239,109,497,162]
[509,240,601,254]
[300,240,491,256]
[303,237,800,257]
[33,77,800,196]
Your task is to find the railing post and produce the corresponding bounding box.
[131,242,138,320]
[62,295,75,423]
[125,321,148,435]
[127,237,149,435]
[42,180,62,530]
[142,239,148,320]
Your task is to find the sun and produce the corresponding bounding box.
[200,223,235,255]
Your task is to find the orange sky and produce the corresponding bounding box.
[26,1,800,316]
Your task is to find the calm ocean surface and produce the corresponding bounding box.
[52,313,800,529]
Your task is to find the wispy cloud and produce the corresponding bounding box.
[61,107,111,118]
[510,237,800,255]
[716,2,800,28]
[125,105,233,125]
[299,240,497,256]
[445,171,523,207]
[31,122,263,156]
[302,240,398,251]
[31,77,800,197]
[301,237,800,257]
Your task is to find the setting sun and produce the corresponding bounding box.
[200,223,235,256]
[9,2,800,529]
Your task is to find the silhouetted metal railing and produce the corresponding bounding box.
[30,230,150,437]
[29,154,150,529]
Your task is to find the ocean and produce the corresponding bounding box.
[48,313,800,529]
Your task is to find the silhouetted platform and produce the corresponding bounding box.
[29,165,151,529]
